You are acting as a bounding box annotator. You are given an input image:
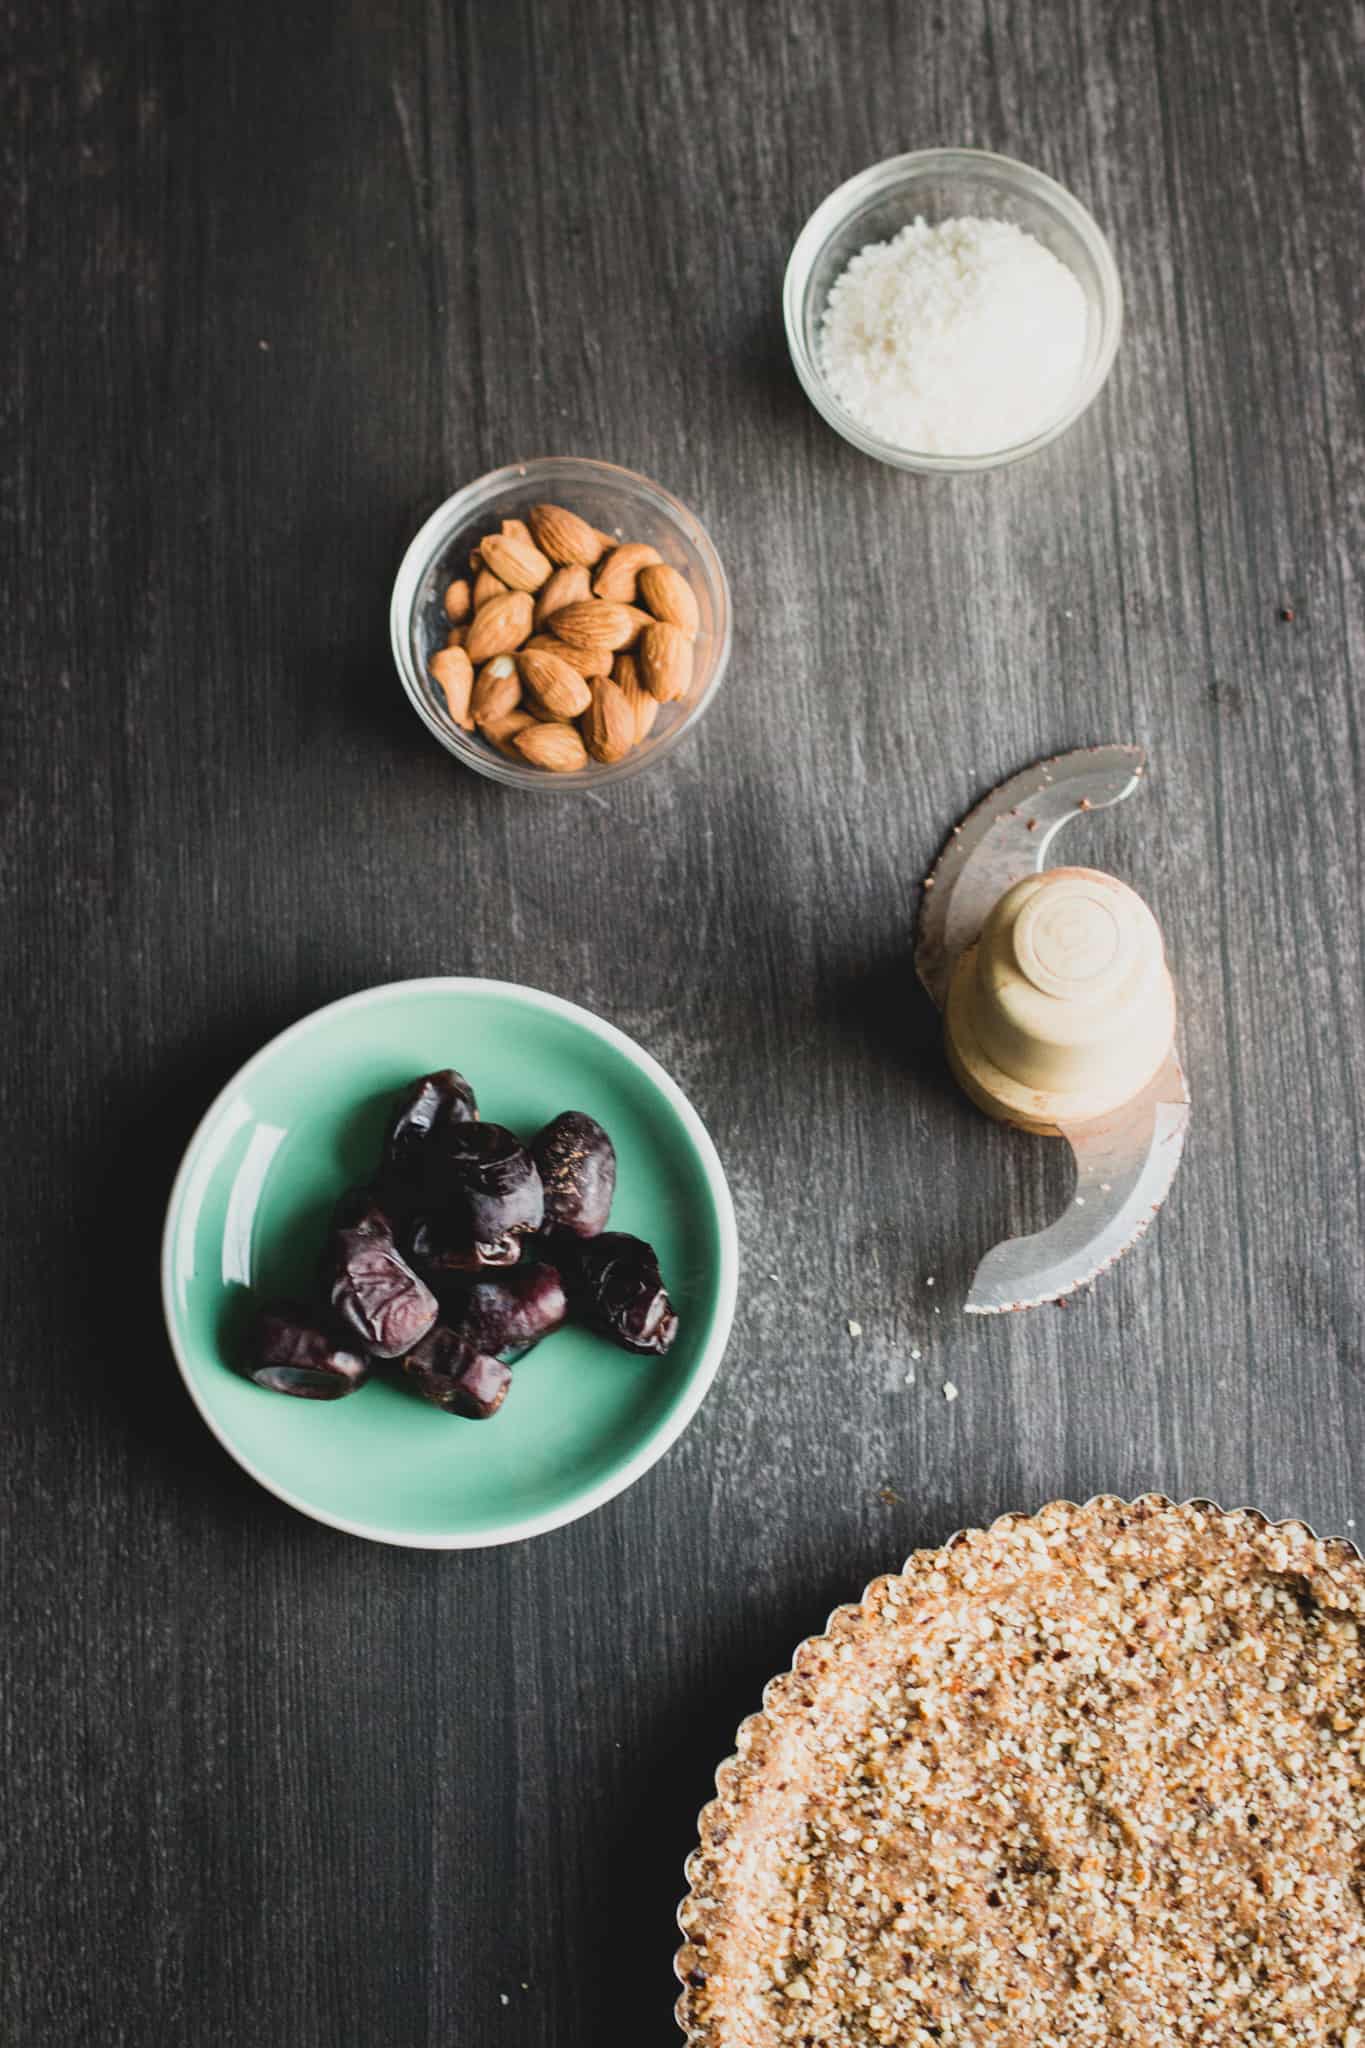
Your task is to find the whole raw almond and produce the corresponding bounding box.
[517,647,593,721]
[528,502,609,568]
[639,620,692,703]
[613,653,659,743]
[534,562,591,632]
[445,624,468,649]
[637,562,699,638]
[592,542,663,603]
[550,599,645,654]
[466,589,534,665]
[513,721,589,773]
[484,709,537,756]
[524,632,613,679]
[471,653,521,728]
[581,676,636,764]
[480,519,553,593]
[472,564,508,609]
[428,644,475,729]
[443,576,472,625]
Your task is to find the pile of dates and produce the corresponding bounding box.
[245,1068,678,1419]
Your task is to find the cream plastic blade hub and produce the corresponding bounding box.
[914,746,1190,1312]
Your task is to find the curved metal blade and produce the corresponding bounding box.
[915,745,1147,1011]
[964,1052,1191,1313]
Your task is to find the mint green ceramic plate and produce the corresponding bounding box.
[161,980,738,1547]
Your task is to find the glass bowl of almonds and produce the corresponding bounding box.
[391,457,732,789]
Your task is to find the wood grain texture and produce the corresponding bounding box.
[2,0,1362,2040]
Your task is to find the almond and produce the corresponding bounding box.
[472,564,508,609]
[613,653,659,743]
[581,676,636,764]
[465,589,534,665]
[483,709,537,757]
[443,576,472,625]
[513,721,589,773]
[534,562,591,632]
[523,632,613,679]
[549,599,646,654]
[480,519,553,593]
[528,502,610,568]
[637,562,699,638]
[592,542,663,603]
[445,624,468,649]
[639,620,692,702]
[471,654,521,728]
[517,647,592,721]
[428,644,475,729]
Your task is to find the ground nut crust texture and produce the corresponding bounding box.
[676,1497,1365,2047]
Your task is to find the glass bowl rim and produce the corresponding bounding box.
[390,456,733,791]
[782,145,1124,474]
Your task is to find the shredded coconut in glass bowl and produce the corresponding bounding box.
[818,215,1088,456]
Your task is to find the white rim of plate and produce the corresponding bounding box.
[160,977,740,1549]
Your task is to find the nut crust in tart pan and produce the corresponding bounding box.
[676,1495,1365,2047]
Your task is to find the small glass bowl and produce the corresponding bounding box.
[784,147,1123,474]
[391,457,732,790]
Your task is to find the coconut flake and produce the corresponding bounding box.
[819,215,1087,455]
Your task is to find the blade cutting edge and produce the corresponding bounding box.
[964,1051,1191,1313]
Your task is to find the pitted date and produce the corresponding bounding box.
[531,1111,616,1239]
[402,1325,512,1419]
[325,1211,438,1358]
[407,1122,544,1269]
[438,1262,568,1359]
[383,1069,479,1189]
[248,1301,370,1398]
[241,1064,662,1431]
[555,1231,679,1356]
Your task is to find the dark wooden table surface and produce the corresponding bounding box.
[5,0,1363,2041]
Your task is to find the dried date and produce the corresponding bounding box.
[402,1325,512,1419]
[555,1231,678,1356]
[437,1262,568,1359]
[530,1111,616,1239]
[406,1122,544,1269]
[325,1210,438,1358]
[383,1069,479,1190]
[247,1302,369,1399]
